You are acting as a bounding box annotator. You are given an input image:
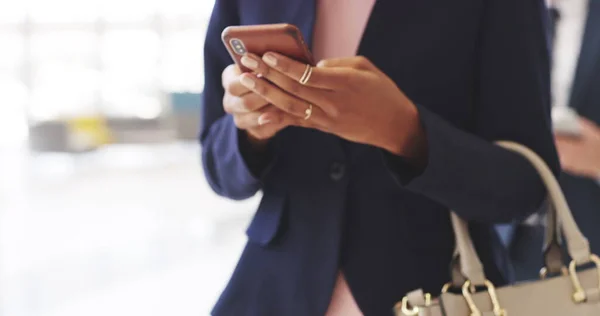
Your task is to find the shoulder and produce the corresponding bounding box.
[209,0,240,23]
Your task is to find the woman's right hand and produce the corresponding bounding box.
[222,63,294,147]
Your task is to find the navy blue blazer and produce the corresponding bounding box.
[510,0,600,281]
[200,0,559,315]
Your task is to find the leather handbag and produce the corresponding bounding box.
[395,141,600,316]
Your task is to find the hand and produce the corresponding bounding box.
[555,118,600,179]
[221,64,297,147]
[238,53,427,160]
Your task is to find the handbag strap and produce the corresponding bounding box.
[451,212,487,285]
[450,141,591,286]
[543,202,566,275]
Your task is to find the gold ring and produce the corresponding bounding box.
[299,64,313,85]
[304,104,313,120]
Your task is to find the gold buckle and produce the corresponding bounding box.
[569,254,600,303]
[462,280,506,316]
[398,293,432,315]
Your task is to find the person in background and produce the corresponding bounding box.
[509,0,600,280]
[200,0,558,315]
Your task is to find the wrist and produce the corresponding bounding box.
[246,131,270,152]
[239,130,275,178]
[384,104,426,159]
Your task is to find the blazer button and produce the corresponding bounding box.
[329,162,346,181]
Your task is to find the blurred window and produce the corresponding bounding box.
[0,2,27,24]
[0,76,29,145]
[29,0,100,23]
[0,32,24,70]
[0,0,215,123]
[31,31,98,64]
[30,63,100,121]
[102,0,157,23]
[162,29,206,92]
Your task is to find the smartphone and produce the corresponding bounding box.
[552,106,582,137]
[221,23,314,72]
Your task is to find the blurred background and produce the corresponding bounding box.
[0,1,258,315]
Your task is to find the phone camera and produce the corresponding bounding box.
[229,38,247,55]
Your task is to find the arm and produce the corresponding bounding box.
[225,0,558,221]
[200,0,274,199]
[385,0,559,223]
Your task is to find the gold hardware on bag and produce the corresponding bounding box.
[461,280,506,316]
[441,282,475,294]
[399,293,432,315]
[399,296,419,315]
[539,266,568,279]
[441,282,452,293]
[568,254,600,303]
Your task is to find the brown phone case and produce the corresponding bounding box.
[221,23,315,72]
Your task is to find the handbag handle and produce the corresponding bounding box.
[451,141,591,286]
[543,201,566,275]
[451,198,564,287]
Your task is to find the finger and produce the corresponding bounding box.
[245,113,301,142]
[238,72,330,125]
[224,92,270,114]
[240,54,338,116]
[233,106,283,130]
[222,64,251,96]
[258,52,346,89]
[317,56,378,72]
[257,114,297,135]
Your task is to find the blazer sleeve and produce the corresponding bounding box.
[200,0,276,200]
[384,0,559,223]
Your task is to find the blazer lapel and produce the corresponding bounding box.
[569,0,600,110]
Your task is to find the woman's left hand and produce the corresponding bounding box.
[238,53,427,159]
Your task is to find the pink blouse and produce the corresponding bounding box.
[311,1,376,315]
[312,0,376,62]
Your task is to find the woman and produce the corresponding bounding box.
[200,0,559,315]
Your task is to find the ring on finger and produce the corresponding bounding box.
[299,64,313,85]
[304,104,313,120]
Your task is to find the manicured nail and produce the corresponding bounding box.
[239,75,255,89]
[241,56,259,69]
[258,114,272,125]
[263,54,277,67]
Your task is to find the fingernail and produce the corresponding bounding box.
[239,75,255,89]
[263,54,277,67]
[258,114,272,125]
[241,56,259,69]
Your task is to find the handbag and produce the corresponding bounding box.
[395,141,600,316]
